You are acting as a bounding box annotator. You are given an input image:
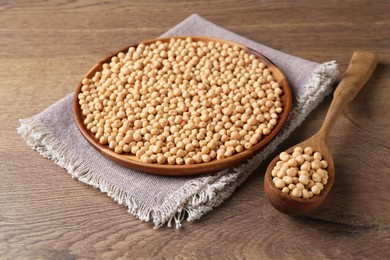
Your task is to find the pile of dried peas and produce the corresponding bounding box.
[272,146,329,198]
[78,37,284,165]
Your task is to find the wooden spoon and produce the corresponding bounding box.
[264,51,378,215]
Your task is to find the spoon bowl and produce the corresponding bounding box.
[264,51,378,215]
[264,134,335,215]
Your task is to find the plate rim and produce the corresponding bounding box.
[73,36,292,176]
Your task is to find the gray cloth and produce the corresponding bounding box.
[18,14,339,228]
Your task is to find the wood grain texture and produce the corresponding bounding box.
[1,0,389,259]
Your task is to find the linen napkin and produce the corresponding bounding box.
[18,14,339,228]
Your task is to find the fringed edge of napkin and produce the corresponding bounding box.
[18,61,339,228]
[17,119,151,222]
[152,61,339,228]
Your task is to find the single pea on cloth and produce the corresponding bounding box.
[18,14,339,228]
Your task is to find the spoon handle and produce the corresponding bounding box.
[319,51,378,141]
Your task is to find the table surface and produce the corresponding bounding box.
[1,0,389,259]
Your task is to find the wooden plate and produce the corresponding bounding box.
[73,36,292,176]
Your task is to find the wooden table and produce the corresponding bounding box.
[1,0,389,258]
